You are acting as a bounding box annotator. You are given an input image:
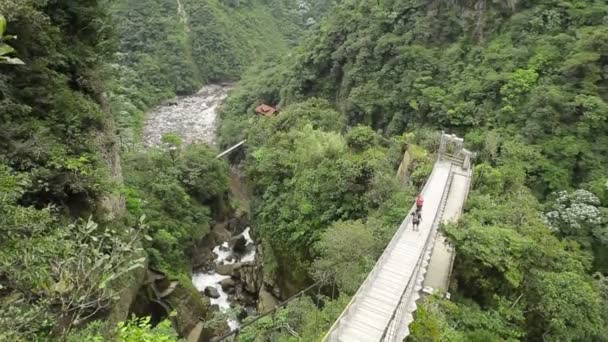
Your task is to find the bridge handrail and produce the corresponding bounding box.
[323,158,447,340]
[381,164,454,341]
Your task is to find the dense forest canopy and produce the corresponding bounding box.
[218,0,608,340]
[108,0,313,145]
[1,0,607,340]
[0,0,308,339]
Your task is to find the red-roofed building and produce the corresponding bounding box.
[255,104,278,117]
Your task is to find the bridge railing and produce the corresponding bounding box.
[381,165,454,341]
[323,159,448,341]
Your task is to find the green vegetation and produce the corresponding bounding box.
[223,98,422,292]
[4,0,608,340]
[123,140,229,272]
[0,15,23,65]
[217,0,608,340]
[1,165,146,340]
[0,2,148,338]
[238,295,351,341]
[108,0,306,145]
[0,0,237,339]
[68,317,180,342]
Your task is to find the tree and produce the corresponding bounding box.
[0,15,24,65]
[161,133,182,162]
[67,316,180,342]
[312,220,378,294]
[544,189,607,249]
[122,144,229,271]
[0,164,147,339]
[527,271,602,341]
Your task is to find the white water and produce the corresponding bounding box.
[192,227,257,330]
[192,270,239,330]
[240,227,256,263]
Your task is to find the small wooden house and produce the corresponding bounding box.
[255,104,278,117]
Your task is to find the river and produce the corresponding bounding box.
[142,84,230,147]
[142,83,256,331]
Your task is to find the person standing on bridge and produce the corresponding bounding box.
[412,211,421,231]
[416,194,424,213]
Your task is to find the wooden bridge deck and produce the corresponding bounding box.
[324,158,472,342]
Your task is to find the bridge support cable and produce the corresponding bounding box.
[216,139,247,158]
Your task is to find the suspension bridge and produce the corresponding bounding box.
[322,132,474,342]
[207,133,474,342]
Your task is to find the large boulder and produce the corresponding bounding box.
[257,285,279,314]
[235,285,256,306]
[236,263,262,294]
[220,277,236,292]
[229,235,247,254]
[215,262,242,276]
[226,211,249,235]
[191,235,216,271]
[211,222,232,244]
[204,286,220,299]
[163,278,227,341]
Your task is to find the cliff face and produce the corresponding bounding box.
[0,1,142,339]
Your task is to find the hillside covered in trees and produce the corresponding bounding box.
[2,0,607,341]
[108,0,317,145]
[218,0,608,340]
[0,0,315,340]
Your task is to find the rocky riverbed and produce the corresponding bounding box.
[142,83,275,333]
[192,227,257,330]
[142,84,231,147]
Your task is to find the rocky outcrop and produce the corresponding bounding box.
[237,263,263,294]
[106,247,147,336]
[164,277,228,342]
[212,222,232,244]
[396,149,412,185]
[220,277,236,292]
[215,262,243,276]
[233,286,256,307]
[226,211,249,235]
[257,285,279,314]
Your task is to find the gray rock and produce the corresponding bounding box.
[237,307,248,320]
[215,262,242,276]
[220,277,236,291]
[237,263,262,294]
[236,289,256,306]
[211,223,232,244]
[204,286,220,299]
[257,286,279,314]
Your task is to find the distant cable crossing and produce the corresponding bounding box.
[216,140,247,159]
